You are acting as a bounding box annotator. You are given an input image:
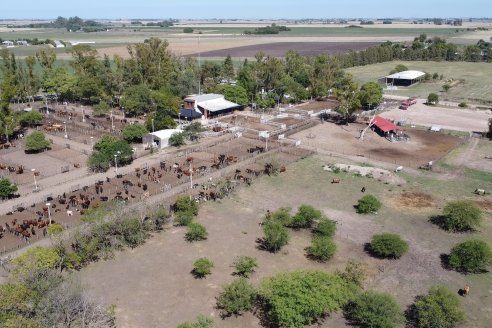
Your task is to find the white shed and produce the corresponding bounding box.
[142,129,182,149]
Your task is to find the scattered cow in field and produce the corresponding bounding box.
[67,210,73,216]
[463,285,470,297]
[361,187,366,193]
[332,178,341,184]
[474,188,485,195]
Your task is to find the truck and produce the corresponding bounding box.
[399,97,417,110]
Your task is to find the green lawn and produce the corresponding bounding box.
[346,61,492,103]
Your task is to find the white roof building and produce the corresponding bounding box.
[69,41,96,46]
[54,40,65,48]
[182,94,242,119]
[380,70,425,87]
[142,128,183,149]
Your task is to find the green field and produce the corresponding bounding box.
[346,61,492,103]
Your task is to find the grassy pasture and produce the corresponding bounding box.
[346,61,492,103]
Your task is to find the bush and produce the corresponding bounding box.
[175,210,195,226]
[216,278,257,316]
[268,207,292,226]
[458,102,468,108]
[192,258,214,278]
[185,222,208,241]
[177,314,214,328]
[0,178,18,199]
[259,270,355,328]
[47,224,63,236]
[448,239,492,273]
[169,132,185,147]
[356,195,382,214]
[25,131,51,153]
[183,27,194,33]
[427,93,439,105]
[336,260,366,288]
[174,196,199,215]
[232,256,258,277]
[262,220,289,252]
[436,200,483,232]
[290,204,323,228]
[307,235,337,262]
[312,217,337,237]
[368,233,409,259]
[344,291,403,328]
[414,286,465,328]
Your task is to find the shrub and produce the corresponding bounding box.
[192,258,214,278]
[185,222,208,242]
[259,270,355,328]
[290,204,323,228]
[427,93,439,105]
[458,102,468,108]
[169,132,185,147]
[344,291,403,328]
[0,178,18,199]
[262,220,289,252]
[25,131,51,153]
[368,233,409,259]
[414,286,465,328]
[177,314,214,328]
[175,210,195,226]
[183,27,194,33]
[356,194,382,214]
[268,207,292,226]
[232,256,258,277]
[47,224,63,236]
[436,200,483,232]
[174,196,199,216]
[312,217,337,237]
[336,260,366,288]
[307,235,337,262]
[216,278,257,316]
[448,239,492,273]
[442,84,451,92]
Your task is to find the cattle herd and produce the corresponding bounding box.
[0,136,306,252]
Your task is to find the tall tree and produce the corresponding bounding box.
[221,55,235,79]
[127,37,176,90]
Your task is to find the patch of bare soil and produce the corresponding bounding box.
[396,192,437,208]
[474,198,492,212]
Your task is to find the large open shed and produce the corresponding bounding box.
[379,70,425,87]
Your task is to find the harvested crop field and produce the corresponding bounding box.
[196,41,381,57]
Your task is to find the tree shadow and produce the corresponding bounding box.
[190,269,207,279]
[429,215,447,230]
[404,302,419,328]
[439,253,452,271]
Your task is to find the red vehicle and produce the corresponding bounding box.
[399,97,417,110]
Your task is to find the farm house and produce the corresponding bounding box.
[379,70,425,87]
[180,94,242,120]
[142,128,183,149]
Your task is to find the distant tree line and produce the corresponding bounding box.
[11,16,105,32]
[244,24,291,35]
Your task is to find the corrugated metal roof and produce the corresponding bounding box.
[197,98,240,112]
[148,129,182,140]
[372,116,401,133]
[384,70,425,80]
[185,94,223,102]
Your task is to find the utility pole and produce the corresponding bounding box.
[198,36,201,95]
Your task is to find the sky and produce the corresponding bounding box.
[2,0,491,20]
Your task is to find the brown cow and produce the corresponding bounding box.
[332,178,341,184]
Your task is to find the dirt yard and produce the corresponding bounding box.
[79,155,492,328]
[380,100,491,133]
[292,122,464,169]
